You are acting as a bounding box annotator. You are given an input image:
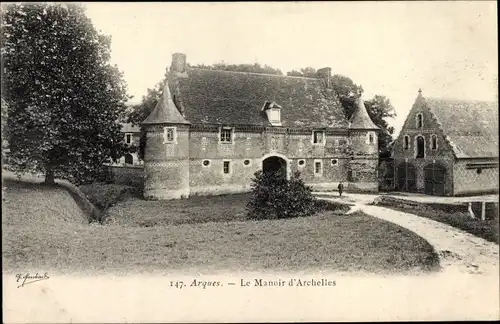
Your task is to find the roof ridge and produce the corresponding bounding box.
[187,67,320,80]
[425,96,497,104]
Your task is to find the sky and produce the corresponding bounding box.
[84,1,498,135]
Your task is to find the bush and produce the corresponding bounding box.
[79,182,139,211]
[246,170,319,220]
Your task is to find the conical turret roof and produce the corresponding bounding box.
[142,81,190,125]
[349,96,379,130]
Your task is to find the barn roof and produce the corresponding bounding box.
[425,97,498,159]
[167,68,348,128]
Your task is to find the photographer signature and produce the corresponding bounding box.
[15,273,50,288]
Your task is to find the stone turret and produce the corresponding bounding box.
[141,79,191,200]
[347,96,380,192]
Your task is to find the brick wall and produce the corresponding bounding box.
[347,131,379,192]
[453,160,499,195]
[143,125,190,199]
[145,125,380,199]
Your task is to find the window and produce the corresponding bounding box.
[416,136,425,158]
[163,127,176,143]
[125,134,132,144]
[404,135,409,150]
[331,159,338,166]
[202,160,210,167]
[269,109,281,123]
[298,159,305,167]
[243,159,250,166]
[314,160,322,175]
[416,113,423,128]
[220,128,233,143]
[368,133,374,144]
[223,161,230,174]
[431,135,437,150]
[312,131,324,144]
[477,168,482,175]
[124,154,133,165]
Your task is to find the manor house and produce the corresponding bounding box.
[141,53,380,200]
[393,90,498,196]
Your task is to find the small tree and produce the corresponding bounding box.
[246,170,318,220]
[2,3,130,184]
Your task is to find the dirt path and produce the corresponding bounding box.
[318,195,499,276]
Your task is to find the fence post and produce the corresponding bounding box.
[468,202,475,219]
[481,202,486,221]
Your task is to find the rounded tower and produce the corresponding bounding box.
[141,79,191,200]
[347,96,380,192]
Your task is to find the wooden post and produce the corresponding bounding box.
[481,202,486,221]
[468,202,475,219]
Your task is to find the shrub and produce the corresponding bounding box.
[79,182,138,212]
[246,170,319,220]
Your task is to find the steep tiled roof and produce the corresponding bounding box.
[349,97,379,130]
[425,97,498,158]
[120,123,140,133]
[142,82,190,125]
[170,68,347,128]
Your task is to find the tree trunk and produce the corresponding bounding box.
[45,169,55,184]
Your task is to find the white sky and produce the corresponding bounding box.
[84,1,498,135]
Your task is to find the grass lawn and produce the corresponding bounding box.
[2,180,441,275]
[375,198,499,244]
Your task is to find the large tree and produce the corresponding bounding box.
[126,77,166,160]
[1,3,130,184]
[364,95,396,155]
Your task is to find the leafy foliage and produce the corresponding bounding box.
[364,95,396,154]
[287,67,395,154]
[126,77,166,160]
[1,3,131,185]
[188,62,283,75]
[79,182,139,212]
[246,170,319,220]
[287,67,318,78]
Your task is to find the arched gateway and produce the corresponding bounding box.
[262,154,288,179]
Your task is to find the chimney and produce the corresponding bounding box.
[317,67,332,88]
[170,53,187,73]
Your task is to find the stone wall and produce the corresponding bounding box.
[143,125,190,199]
[453,159,499,195]
[393,100,455,195]
[347,130,379,192]
[144,125,380,199]
[186,126,354,196]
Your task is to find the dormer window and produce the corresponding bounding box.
[269,109,281,124]
[262,101,282,126]
[312,130,325,144]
